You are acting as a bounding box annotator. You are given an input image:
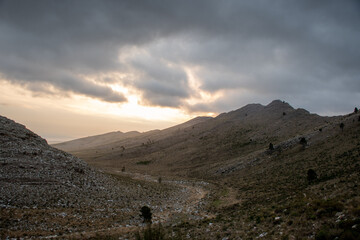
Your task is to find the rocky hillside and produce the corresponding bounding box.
[56,100,334,177]
[0,116,209,239]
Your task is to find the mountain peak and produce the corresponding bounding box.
[266,99,294,110]
[267,99,291,107]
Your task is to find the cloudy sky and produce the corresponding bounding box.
[1,0,359,142]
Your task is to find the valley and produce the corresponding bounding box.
[1,100,360,239]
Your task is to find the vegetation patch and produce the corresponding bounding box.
[136,160,152,165]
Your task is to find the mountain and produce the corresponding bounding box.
[50,100,360,238]
[53,130,141,151]
[55,100,333,177]
[53,115,214,171]
[54,116,212,152]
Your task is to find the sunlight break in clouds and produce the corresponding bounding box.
[0,80,194,142]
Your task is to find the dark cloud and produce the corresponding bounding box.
[121,52,191,107]
[0,0,359,113]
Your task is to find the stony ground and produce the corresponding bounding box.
[0,116,211,239]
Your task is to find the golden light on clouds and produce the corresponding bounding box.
[0,79,199,143]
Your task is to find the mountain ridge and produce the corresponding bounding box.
[54,100,334,177]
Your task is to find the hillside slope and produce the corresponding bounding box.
[178,110,360,239]
[52,130,141,151]
[58,100,334,177]
[0,116,207,239]
[50,100,360,239]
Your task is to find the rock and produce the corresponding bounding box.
[258,232,267,238]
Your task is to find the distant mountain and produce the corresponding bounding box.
[53,117,212,153]
[53,130,141,151]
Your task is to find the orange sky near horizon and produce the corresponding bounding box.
[0,79,216,143]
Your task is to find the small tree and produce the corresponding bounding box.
[354,107,358,114]
[140,206,152,224]
[269,143,274,151]
[340,122,345,131]
[122,166,125,172]
[299,137,307,146]
[307,169,317,183]
[158,177,162,184]
[299,137,307,150]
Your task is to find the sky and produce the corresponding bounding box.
[0,0,359,143]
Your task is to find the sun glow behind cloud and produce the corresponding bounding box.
[0,79,198,142]
[184,67,222,117]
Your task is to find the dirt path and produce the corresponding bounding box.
[51,171,212,239]
[117,171,212,222]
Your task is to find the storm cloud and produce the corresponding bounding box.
[0,0,359,114]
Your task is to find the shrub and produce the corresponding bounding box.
[300,137,307,146]
[340,123,345,131]
[140,206,152,224]
[269,143,274,151]
[300,137,307,150]
[74,167,85,174]
[136,160,152,165]
[307,169,317,183]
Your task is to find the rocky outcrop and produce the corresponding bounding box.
[1,115,124,209]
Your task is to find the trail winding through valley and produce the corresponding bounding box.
[117,171,212,223]
[56,170,212,239]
